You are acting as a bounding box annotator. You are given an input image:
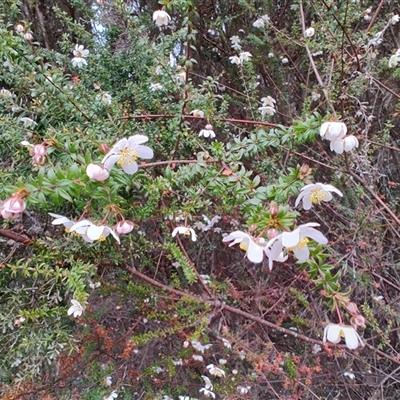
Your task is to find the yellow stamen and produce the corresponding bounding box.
[239,242,248,252]
[117,148,138,167]
[98,235,106,242]
[310,189,328,204]
[288,237,309,251]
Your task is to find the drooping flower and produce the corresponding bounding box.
[0,193,26,219]
[67,299,85,318]
[304,27,315,38]
[71,44,89,68]
[199,124,215,138]
[222,231,265,263]
[86,163,110,181]
[267,223,328,263]
[101,135,153,175]
[320,121,347,141]
[261,96,276,107]
[69,220,120,244]
[330,135,359,154]
[115,220,134,234]
[172,226,197,241]
[49,213,75,231]
[153,10,171,27]
[323,323,364,350]
[201,375,213,390]
[206,364,225,377]
[295,183,343,210]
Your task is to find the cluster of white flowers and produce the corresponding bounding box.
[71,44,89,68]
[258,95,276,116]
[320,121,359,154]
[253,14,270,29]
[229,52,252,65]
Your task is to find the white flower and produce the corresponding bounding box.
[172,226,197,241]
[231,43,242,51]
[304,27,315,38]
[312,344,322,354]
[199,388,215,398]
[319,121,347,141]
[150,83,163,91]
[295,183,343,210]
[103,390,118,400]
[104,376,112,386]
[281,57,289,64]
[153,10,171,27]
[230,35,241,45]
[190,109,204,118]
[240,52,252,62]
[176,70,186,83]
[163,396,174,400]
[206,364,225,377]
[268,223,328,262]
[86,163,110,181]
[258,106,276,116]
[237,386,251,394]
[221,338,231,349]
[69,220,120,244]
[323,323,364,350]
[390,14,400,25]
[199,124,215,138]
[344,371,356,380]
[311,91,321,101]
[201,375,213,390]
[389,53,400,68]
[222,231,265,263]
[268,52,274,58]
[98,92,112,105]
[199,274,211,285]
[253,14,270,28]
[330,135,359,154]
[67,299,84,318]
[261,96,276,107]
[367,31,383,47]
[19,117,37,128]
[229,55,241,65]
[101,135,153,174]
[0,88,12,98]
[71,44,89,68]
[192,354,204,361]
[191,340,212,353]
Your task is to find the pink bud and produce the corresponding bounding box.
[345,302,359,315]
[351,314,366,328]
[99,143,109,154]
[267,228,279,239]
[15,24,24,33]
[86,163,110,181]
[0,195,26,219]
[115,220,134,234]
[23,32,33,41]
[205,124,213,130]
[33,144,47,157]
[32,155,46,165]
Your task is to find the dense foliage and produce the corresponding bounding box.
[1,0,400,399]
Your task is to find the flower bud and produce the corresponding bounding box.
[99,142,109,154]
[267,228,279,239]
[351,314,366,328]
[33,144,47,157]
[86,163,110,181]
[269,201,279,217]
[299,163,310,176]
[23,32,33,41]
[115,220,134,234]
[0,193,27,219]
[345,302,359,315]
[205,123,213,130]
[15,24,24,33]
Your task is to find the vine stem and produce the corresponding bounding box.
[123,263,400,365]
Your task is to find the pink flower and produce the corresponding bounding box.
[0,193,27,219]
[86,163,110,181]
[115,220,134,234]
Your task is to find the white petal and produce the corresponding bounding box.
[86,224,105,240]
[301,227,328,244]
[136,144,154,159]
[293,245,310,260]
[246,240,264,263]
[102,153,119,171]
[281,230,300,248]
[127,135,149,145]
[121,162,138,174]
